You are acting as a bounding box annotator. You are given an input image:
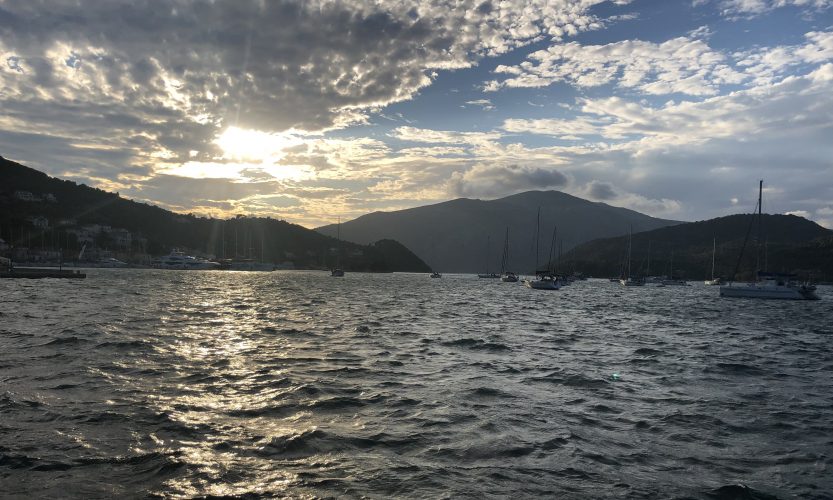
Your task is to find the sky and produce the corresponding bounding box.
[1,0,832,228]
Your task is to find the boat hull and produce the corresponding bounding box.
[720,284,819,300]
[1,268,86,279]
[524,279,561,290]
[620,279,644,286]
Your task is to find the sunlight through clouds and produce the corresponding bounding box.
[0,0,832,227]
[215,127,307,163]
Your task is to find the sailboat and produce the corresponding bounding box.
[620,227,644,286]
[523,209,561,290]
[704,238,721,285]
[478,235,499,278]
[330,217,345,277]
[720,181,819,300]
[660,251,689,286]
[499,227,518,282]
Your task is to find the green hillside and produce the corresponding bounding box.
[0,156,430,272]
[566,214,833,281]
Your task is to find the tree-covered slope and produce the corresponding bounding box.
[0,156,430,272]
[565,214,833,280]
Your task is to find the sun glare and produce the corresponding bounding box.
[157,127,314,181]
[215,127,304,162]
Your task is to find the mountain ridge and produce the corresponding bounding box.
[317,190,682,273]
[0,156,430,272]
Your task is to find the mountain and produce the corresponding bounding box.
[316,190,681,273]
[0,156,430,272]
[564,214,833,280]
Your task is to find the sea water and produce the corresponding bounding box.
[1,270,831,498]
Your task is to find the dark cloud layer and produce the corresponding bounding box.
[0,0,604,191]
[448,163,568,198]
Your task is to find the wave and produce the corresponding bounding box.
[441,338,510,351]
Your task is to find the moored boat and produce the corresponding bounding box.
[620,277,645,286]
[523,209,561,291]
[721,272,819,300]
[704,237,721,285]
[719,180,819,300]
[498,227,519,282]
[155,249,220,269]
[523,273,561,290]
[620,227,644,287]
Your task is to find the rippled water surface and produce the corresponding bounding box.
[2,270,832,498]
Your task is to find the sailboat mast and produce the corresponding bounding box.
[506,228,510,271]
[500,227,509,274]
[756,179,763,272]
[485,235,490,274]
[711,237,716,280]
[547,226,557,274]
[535,208,540,272]
[627,226,632,279]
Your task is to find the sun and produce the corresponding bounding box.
[215,127,304,162]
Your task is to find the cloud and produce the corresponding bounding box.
[714,0,832,16]
[586,180,618,200]
[464,99,495,110]
[488,35,745,95]
[0,0,615,214]
[736,30,833,84]
[502,116,608,138]
[390,126,502,145]
[0,2,831,229]
[0,0,609,136]
[448,163,568,198]
[488,28,833,97]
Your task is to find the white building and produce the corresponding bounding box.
[13,190,36,201]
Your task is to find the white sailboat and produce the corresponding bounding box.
[499,227,519,282]
[704,237,721,285]
[523,210,561,290]
[620,227,644,286]
[720,180,819,300]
